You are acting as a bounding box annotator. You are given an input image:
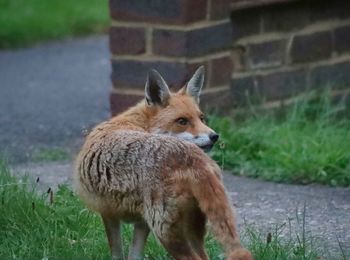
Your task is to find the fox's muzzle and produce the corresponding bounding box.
[196,132,219,152]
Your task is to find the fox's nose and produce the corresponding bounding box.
[209,133,219,143]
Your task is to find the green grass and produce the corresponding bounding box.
[209,93,350,186]
[0,0,109,48]
[0,161,341,259]
[33,147,70,162]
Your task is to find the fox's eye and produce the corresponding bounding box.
[176,117,189,126]
[199,115,205,123]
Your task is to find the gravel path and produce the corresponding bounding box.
[12,161,350,257]
[0,36,110,163]
[224,174,350,256]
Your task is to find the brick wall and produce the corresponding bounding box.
[109,0,233,115]
[109,0,350,115]
[231,0,350,107]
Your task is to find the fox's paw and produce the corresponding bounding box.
[228,248,253,260]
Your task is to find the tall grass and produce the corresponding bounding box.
[0,161,212,259]
[0,161,336,259]
[210,92,350,186]
[0,163,108,258]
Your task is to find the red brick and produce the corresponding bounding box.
[232,46,247,72]
[209,0,231,20]
[201,88,233,112]
[232,69,308,104]
[248,39,286,69]
[290,31,332,63]
[209,56,233,86]
[310,61,350,90]
[109,0,207,25]
[110,92,143,116]
[231,76,260,105]
[258,69,307,100]
[109,27,145,55]
[111,60,202,90]
[334,25,350,54]
[152,30,187,57]
[231,0,296,10]
[262,2,310,32]
[231,8,261,41]
[310,0,350,22]
[152,21,232,57]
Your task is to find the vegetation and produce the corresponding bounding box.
[0,161,341,259]
[209,92,350,186]
[33,147,70,162]
[0,0,109,48]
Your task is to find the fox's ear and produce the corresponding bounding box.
[183,66,205,103]
[145,69,170,106]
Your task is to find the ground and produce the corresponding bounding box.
[1,36,349,258]
[0,36,110,163]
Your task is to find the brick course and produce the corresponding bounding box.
[231,8,261,40]
[258,69,307,100]
[153,21,232,57]
[200,88,233,111]
[310,61,350,90]
[109,27,145,55]
[109,0,207,24]
[231,75,259,105]
[262,2,310,32]
[232,47,247,72]
[248,39,286,69]
[309,1,350,22]
[334,25,350,55]
[290,31,332,63]
[110,92,143,116]
[109,0,350,114]
[209,56,233,86]
[209,0,231,20]
[111,60,200,90]
[231,0,350,107]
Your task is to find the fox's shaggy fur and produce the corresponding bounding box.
[74,67,252,260]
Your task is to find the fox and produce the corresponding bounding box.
[74,66,252,260]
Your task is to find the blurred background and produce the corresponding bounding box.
[0,0,110,163]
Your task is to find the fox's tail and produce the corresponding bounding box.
[190,162,252,260]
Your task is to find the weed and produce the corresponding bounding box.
[209,92,350,186]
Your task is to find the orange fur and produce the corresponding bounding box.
[100,92,213,136]
[74,68,252,260]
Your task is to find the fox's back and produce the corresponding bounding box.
[74,126,211,216]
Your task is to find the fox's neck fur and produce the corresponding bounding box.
[108,100,156,132]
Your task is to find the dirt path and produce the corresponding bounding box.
[12,161,350,257]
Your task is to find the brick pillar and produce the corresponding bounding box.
[109,0,233,115]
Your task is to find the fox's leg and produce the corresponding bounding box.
[101,214,124,260]
[154,222,201,260]
[185,210,209,260]
[159,237,201,260]
[144,198,200,259]
[127,222,150,260]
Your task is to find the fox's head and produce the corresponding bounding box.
[144,66,219,152]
